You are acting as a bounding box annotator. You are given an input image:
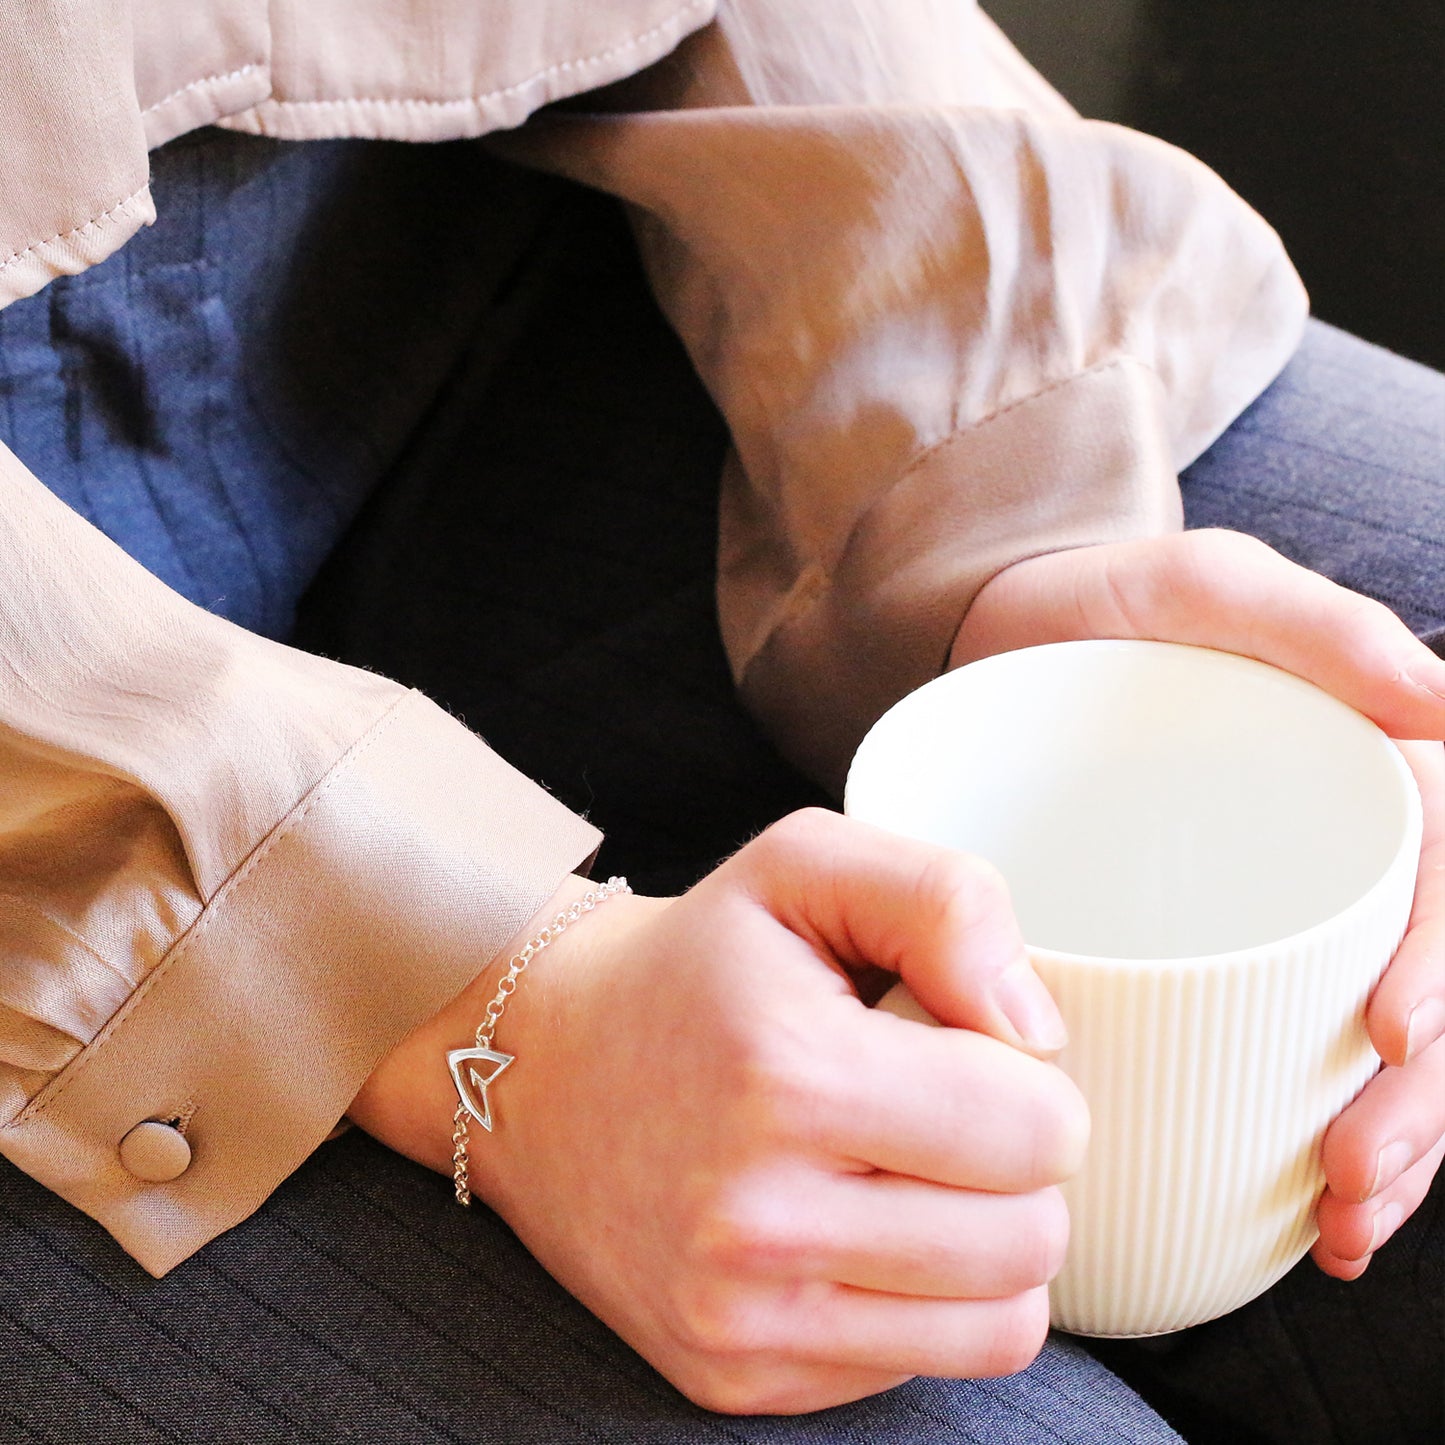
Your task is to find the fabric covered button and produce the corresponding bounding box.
[118,1121,192,1182]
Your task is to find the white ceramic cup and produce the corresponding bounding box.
[844,640,1422,1337]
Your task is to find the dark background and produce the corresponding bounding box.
[986,1,1445,370]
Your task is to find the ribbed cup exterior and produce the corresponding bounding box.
[1038,842,1418,1338]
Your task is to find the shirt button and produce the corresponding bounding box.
[118,1121,192,1182]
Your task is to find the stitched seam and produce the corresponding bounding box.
[140,62,265,116]
[7,691,416,1126]
[901,355,1145,486]
[743,357,1154,676]
[773,355,1147,614]
[255,0,709,111]
[0,186,151,276]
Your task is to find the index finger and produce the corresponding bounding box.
[728,808,1067,1057]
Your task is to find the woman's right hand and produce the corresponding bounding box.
[351,809,1088,1415]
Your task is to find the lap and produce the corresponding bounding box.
[1,127,1441,1443]
[0,131,1174,1445]
[0,1133,1176,1445]
[295,283,1445,1441]
[298,224,1445,1444]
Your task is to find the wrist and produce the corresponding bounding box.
[347,873,594,1175]
[949,549,1084,670]
[447,875,634,1207]
[949,535,1193,671]
[347,876,665,1218]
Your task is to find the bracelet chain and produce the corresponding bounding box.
[451,876,630,1206]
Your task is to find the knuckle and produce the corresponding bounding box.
[754,807,839,864]
[1318,1111,1366,1196]
[1335,581,1394,629]
[1094,530,1271,633]
[729,1025,833,1145]
[1174,526,1267,570]
[916,851,1013,940]
[995,1189,1071,1290]
[1163,529,1266,604]
[1027,1188,1072,1283]
[694,1189,807,1277]
[1031,1071,1091,1182]
[1334,589,1409,664]
[669,1279,772,1362]
[977,1288,1052,1377]
[1180,525,1265,559]
[671,1369,737,1415]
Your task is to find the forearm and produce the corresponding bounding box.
[0,440,601,1273]
[503,0,1307,788]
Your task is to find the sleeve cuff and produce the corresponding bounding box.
[724,358,1184,793]
[0,689,601,1276]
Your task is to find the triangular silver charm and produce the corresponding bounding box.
[447,1045,515,1132]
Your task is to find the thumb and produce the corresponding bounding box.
[727,808,1068,1057]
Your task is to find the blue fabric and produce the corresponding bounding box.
[0,129,556,639]
[1180,318,1445,647]
[2,127,1442,1444]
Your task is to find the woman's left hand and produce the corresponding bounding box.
[951,528,1445,1276]
[1313,736,1444,1276]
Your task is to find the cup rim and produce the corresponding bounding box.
[845,640,1425,972]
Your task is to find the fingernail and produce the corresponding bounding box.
[1369,1138,1414,1198]
[1405,997,1445,1063]
[1369,1200,1405,1253]
[996,960,1068,1054]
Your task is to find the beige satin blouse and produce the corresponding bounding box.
[0,0,1308,1275]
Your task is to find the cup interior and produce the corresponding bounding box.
[845,642,1418,960]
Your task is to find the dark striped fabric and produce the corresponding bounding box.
[0,1130,1178,1445]
[1180,319,1445,653]
[1,128,1441,1443]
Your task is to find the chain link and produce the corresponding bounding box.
[453,877,631,1206]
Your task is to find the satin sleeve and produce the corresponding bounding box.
[509,0,1309,788]
[0,445,601,1275]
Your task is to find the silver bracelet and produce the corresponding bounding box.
[448,876,631,1206]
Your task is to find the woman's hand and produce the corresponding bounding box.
[952,529,1445,1275]
[350,810,1087,1415]
[1314,737,1444,1277]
